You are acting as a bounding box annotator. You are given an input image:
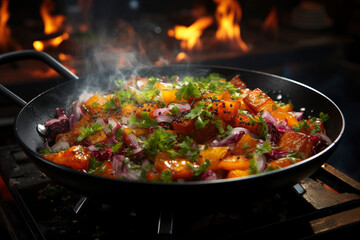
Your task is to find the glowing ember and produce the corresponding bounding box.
[175,52,189,62]
[58,52,72,61]
[33,32,69,51]
[0,0,12,52]
[168,16,213,51]
[214,0,248,52]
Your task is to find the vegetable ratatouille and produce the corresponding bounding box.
[39,73,332,182]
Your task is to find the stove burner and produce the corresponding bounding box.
[0,145,360,239]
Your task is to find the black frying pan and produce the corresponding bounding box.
[0,50,344,205]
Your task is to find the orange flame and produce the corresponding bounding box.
[33,0,68,51]
[168,16,213,51]
[0,0,11,52]
[214,0,248,52]
[40,0,65,35]
[262,7,278,38]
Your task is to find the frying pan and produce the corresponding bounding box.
[0,50,344,205]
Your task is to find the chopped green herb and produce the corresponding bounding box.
[310,124,322,135]
[103,97,118,111]
[255,140,272,156]
[128,112,157,128]
[319,112,330,123]
[160,169,173,182]
[175,79,201,100]
[77,122,104,142]
[292,121,310,132]
[186,159,210,177]
[38,147,55,155]
[248,157,259,174]
[144,129,177,156]
[88,156,104,174]
[249,116,268,139]
[168,104,181,116]
[178,136,200,161]
[111,142,123,153]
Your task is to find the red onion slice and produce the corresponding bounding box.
[111,155,124,178]
[313,132,332,145]
[210,127,257,147]
[51,141,70,152]
[127,134,141,150]
[174,103,191,112]
[289,111,304,121]
[154,107,170,117]
[256,155,266,172]
[261,110,291,131]
[156,115,174,123]
[201,170,217,181]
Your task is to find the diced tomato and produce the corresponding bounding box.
[192,120,219,144]
[232,113,262,135]
[229,75,247,89]
[95,161,116,178]
[42,145,90,171]
[301,120,326,135]
[56,115,92,145]
[146,167,160,182]
[196,146,229,170]
[161,89,181,104]
[123,128,147,137]
[269,158,302,168]
[231,133,259,156]
[227,169,249,178]
[243,88,274,113]
[278,131,314,158]
[136,102,159,119]
[120,104,136,118]
[86,130,107,145]
[171,112,196,136]
[217,100,241,122]
[271,110,299,127]
[277,103,293,112]
[217,155,250,171]
[82,93,111,118]
[154,152,194,180]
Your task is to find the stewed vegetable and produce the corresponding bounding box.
[39,73,331,182]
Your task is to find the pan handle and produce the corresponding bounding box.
[0,50,79,108]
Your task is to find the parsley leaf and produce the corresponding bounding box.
[255,140,272,156]
[186,159,210,177]
[177,136,200,161]
[88,156,104,174]
[110,142,123,153]
[168,104,181,116]
[160,169,172,182]
[175,79,201,100]
[77,122,104,142]
[249,116,268,139]
[309,124,322,135]
[144,129,177,156]
[319,112,330,123]
[103,97,118,111]
[248,157,259,174]
[183,100,214,129]
[128,112,157,128]
[292,121,310,132]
